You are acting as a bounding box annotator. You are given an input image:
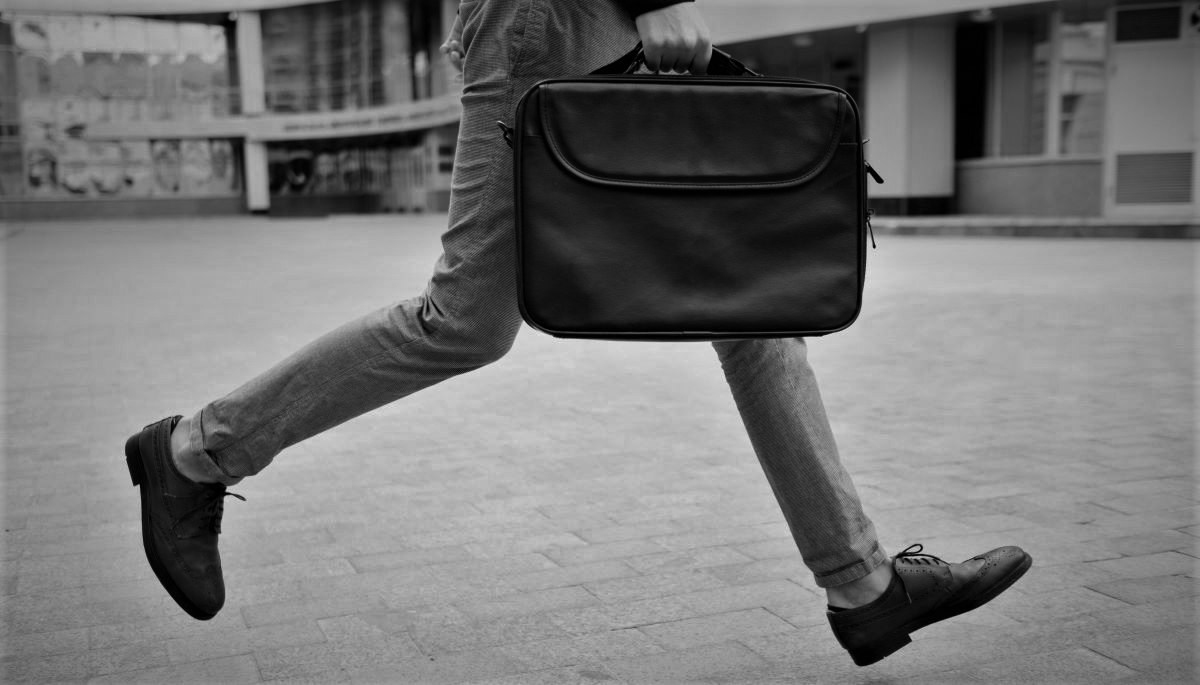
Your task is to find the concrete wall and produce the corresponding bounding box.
[865,19,956,202]
[1,197,245,221]
[956,157,1103,216]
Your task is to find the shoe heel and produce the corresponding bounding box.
[125,434,144,486]
[848,632,912,667]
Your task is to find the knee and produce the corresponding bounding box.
[455,317,520,368]
[423,300,521,369]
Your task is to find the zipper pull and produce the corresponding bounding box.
[866,208,877,249]
[497,121,514,148]
[865,161,884,185]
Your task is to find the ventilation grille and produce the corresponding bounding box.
[1115,5,1182,41]
[1115,152,1193,204]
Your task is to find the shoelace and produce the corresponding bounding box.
[893,543,949,567]
[891,544,951,604]
[180,489,246,535]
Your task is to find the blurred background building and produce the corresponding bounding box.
[1,0,1197,221]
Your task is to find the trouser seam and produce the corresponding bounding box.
[206,326,438,464]
[206,1,545,466]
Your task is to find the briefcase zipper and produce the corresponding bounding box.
[866,208,877,249]
[865,161,884,185]
[498,121,515,148]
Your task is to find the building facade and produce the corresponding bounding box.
[2,0,1197,221]
[717,0,1199,220]
[1,0,460,219]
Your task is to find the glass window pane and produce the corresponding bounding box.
[1059,16,1107,155]
[999,14,1050,156]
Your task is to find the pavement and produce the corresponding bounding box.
[870,215,1199,240]
[1,214,1196,685]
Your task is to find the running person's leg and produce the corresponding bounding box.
[714,334,1031,667]
[713,337,888,589]
[127,0,641,619]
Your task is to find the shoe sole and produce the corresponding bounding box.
[848,551,1033,666]
[126,431,218,621]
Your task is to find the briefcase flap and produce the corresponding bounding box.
[532,81,849,189]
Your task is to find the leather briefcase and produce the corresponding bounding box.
[508,46,881,341]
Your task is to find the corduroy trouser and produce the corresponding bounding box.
[187,0,887,588]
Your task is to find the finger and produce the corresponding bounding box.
[659,47,683,74]
[692,42,712,75]
[641,46,661,73]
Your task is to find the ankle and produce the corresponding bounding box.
[826,561,895,609]
[170,416,226,485]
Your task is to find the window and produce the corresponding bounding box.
[997,14,1050,156]
[1059,1,1108,155]
[262,0,445,115]
[2,13,238,198]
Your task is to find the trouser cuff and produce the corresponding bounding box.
[812,541,889,588]
[187,409,243,485]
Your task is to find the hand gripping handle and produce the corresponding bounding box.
[591,43,761,77]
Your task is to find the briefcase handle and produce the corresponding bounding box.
[592,43,762,77]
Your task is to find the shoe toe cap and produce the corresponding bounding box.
[974,545,1032,577]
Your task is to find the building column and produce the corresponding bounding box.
[235,11,270,212]
[864,19,956,215]
[1193,29,1200,223]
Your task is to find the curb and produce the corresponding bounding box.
[871,217,1200,240]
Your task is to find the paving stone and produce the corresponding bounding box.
[1086,552,1197,579]
[1089,530,1198,557]
[544,540,669,566]
[346,647,526,684]
[733,538,802,561]
[936,647,1138,683]
[1088,598,1198,632]
[1100,478,1192,498]
[1007,560,1124,595]
[546,596,696,636]
[240,594,388,628]
[574,521,687,544]
[624,547,754,574]
[377,574,519,609]
[650,526,773,552]
[6,220,1196,685]
[671,579,810,618]
[1,642,170,682]
[5,594,174,634]
[1085,575,1199,605]
[737,625,849,666]
[1095,494,1194,515]
[0,626,89,660]
[462,533,589,559]
[583,569,726,603]
[347,546,474,573]
[601,641,773,683]
[89,611,243,649]
[639,608,796,649]
[990,586,1132,621]
[457,664,629,685]
[760,594,835,630]
[409,613,568,654]
[496,628,666,670]
[84,654,262,685]
[1086,627,1196,679]
[505,560,639,592]
[705,557,808,586]
[455,585,598,620]
[254,632,422,680]
[165,620,326,663]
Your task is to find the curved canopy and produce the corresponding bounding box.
[9,0,1047,43]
